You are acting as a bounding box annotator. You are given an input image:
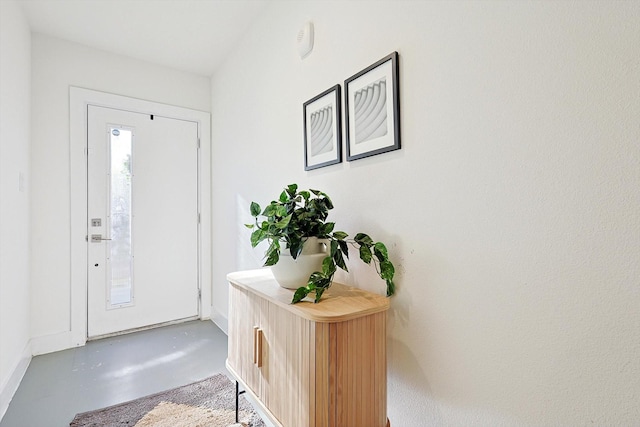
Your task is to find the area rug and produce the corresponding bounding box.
[69,373,266,427]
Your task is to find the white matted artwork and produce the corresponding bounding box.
[345,52,400,161]
[303,84,342,170]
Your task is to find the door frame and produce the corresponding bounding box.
[70,87,211,346]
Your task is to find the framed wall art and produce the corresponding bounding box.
[345,51,400,161]
[303,84,342,171]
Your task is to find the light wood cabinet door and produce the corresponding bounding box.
[260,301,313,426]
[227,284,261,396]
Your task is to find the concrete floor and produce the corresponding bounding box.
[0,320,231,427]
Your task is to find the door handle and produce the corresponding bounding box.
[90,234,112,242]
[256,328,263,368]
[253,326,259,365]
[253,326,263,367]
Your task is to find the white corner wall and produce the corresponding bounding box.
[30,34,211,352]
[210,1,640,425]
[0,0,32,417]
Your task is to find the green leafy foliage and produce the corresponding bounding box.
[248,184,396,303]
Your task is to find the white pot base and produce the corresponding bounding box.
[270,238,329,289]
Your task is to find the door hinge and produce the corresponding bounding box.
[85,235,88,242]
[197,138,200,149]
[198,289,202,300]
[197,213,201,224]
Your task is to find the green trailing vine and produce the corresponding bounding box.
[246,184,395,304]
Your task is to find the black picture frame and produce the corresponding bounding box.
[345,51,400,161]
[303,85,342,171]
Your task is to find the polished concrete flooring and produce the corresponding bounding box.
[1,320,232,427]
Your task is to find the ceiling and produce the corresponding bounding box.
[19,0,271,76]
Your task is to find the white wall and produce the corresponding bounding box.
[210,1,640,425]
[0,0,32,415]
[30,34,211,346]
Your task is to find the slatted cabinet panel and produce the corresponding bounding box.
[227,284,261,395]
[334,311,387,427]
[227,269,390,427]
[261,300,313,427]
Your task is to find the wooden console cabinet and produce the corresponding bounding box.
[226,269,390,427]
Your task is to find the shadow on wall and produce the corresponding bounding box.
[385,243,445,424]
[236,193,264,271]
[385,250,443,422]
[387,336,444,424]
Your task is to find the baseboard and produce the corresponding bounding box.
[30,330,78,356]
[0,341,31,422]
[209,306,228,335]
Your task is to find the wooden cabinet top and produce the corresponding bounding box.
[227,269,390,323]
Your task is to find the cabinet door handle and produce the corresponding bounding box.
[256,328,263,368]
[253,326,259,364]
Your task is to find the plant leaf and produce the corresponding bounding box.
[332,231,348,240]
[359,244,372,264]
[279,190,289,203]
[250,202,261,217]
[262,204,277,217]
[322,256,336,277]
[380,260,395,280]
[374,242,389,261]
[264,246,279,266]
[323,195,334,210]
[329,240,339,256]
[286,183,298,197]
[333,248,348,271]
[386,279,395,297]
[275,214,292,229]
[289,238,303,259]
[307,272,324,286]
[337,239,349,259]
[292,286,310,304]
[322,222,335,235]
[276,205,288,217]
[250,229,265,247]
[308,272,331,290]
[314,287,326,304]
[244,223,255,229]
[354,233,374,246]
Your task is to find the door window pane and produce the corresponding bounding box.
[109,127,133,306]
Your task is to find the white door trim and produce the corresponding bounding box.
[70,87,211,347]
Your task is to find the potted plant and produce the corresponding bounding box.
[246,184,396,304]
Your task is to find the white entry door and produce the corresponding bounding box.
[87,105,199,338]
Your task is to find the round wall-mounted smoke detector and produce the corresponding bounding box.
[297,22,314,59]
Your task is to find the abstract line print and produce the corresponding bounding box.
[309,104,334,156]
[353,77,387,144]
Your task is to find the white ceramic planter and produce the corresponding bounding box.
[271,237,329,289]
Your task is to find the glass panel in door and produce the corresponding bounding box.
[109,127,133,306]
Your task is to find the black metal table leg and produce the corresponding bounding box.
[235,381,239,423]
[235,380,246,423]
